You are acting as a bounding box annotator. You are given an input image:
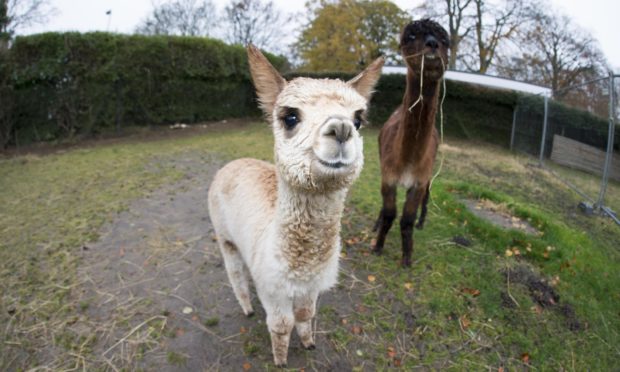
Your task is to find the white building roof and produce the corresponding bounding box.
[382,65,552,96]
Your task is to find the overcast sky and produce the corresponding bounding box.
[21,0,620,71]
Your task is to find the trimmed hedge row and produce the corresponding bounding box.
[2,32,287,146]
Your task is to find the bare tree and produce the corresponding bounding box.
[417,0,475,70]
[496,4,608,102]
[222,0,291,52]
[135,0,217,36]
[469,0,527,73]
[0,0,55,47]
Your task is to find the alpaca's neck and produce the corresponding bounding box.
[399,72,441,164]
[275,174,347,274]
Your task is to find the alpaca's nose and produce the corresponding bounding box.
[425,35,438,50]
[322,119,353,143]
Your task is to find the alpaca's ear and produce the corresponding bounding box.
[347,57,384,101]
[247,44,286,118]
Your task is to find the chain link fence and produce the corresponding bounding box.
[511,73,619,224]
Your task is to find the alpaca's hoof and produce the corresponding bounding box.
[415,223,424,230]
[246,310,255,318]
[401,257,412,267]
[305,344,316,350]
[371,246,383,256]
[275,363,288,368]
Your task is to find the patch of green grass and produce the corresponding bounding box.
[340,130,620,369]
[204,317,220,327]
[166,351,187,366]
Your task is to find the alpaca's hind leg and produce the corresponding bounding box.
[416,182,430,229]
[294,292,318,350]
[400,185,425,267]
[219,240,254,316]
[372,182,397,255]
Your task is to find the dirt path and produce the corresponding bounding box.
[74,152,363,371]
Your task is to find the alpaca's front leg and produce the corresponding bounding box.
[264,299,295,367]
[294,292,318,349]
[372,182,397,255]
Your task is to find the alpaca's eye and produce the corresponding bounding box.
[281,108,300,130]
[408,34,416,41]
[284,114,298,128]
[353,111,364,130]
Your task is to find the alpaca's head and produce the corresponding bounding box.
[247,45,383,192]
[400,19,449,81]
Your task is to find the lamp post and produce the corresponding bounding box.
[106,10,112,32]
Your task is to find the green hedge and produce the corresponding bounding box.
[3,32,287,146]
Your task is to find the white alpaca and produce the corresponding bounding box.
[207,45,383,366]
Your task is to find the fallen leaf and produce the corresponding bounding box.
[393,358,402,367]
[341,318,348,325]
[182,306,193,314]
[367,275,376,283]
[356,350,363,356]
[191,315,199,322]
[462,288,481,297]
[404,282,413,291]
[345,236,360,245]
[387,346,396,358]
[175,328,185,337]
[513,248,521,256]
[521,352,530,364]
[240,326,247,334]
[242,362,251,370]
[505,249,513,257]
[351,325,363,335]
[370,238,377,247]
[498,367,505,372]
[543,251,549,259]
[460,315,471,329]
[119,247,125,257]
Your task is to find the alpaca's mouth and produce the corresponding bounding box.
[318,158,350,169]
[425,53,438,60]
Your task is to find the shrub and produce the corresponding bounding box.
[6,32,287,145]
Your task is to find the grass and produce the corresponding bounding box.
[1,122,619,370]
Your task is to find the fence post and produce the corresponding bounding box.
[539,95,549,164]
[510,105,517,151]
[595,72,617,210]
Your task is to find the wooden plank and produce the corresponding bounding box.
[550,134,620,182]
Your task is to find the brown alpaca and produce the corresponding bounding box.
[372,19,450,267]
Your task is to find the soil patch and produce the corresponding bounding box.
[463,198,540,235]
[502,265,581,331]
